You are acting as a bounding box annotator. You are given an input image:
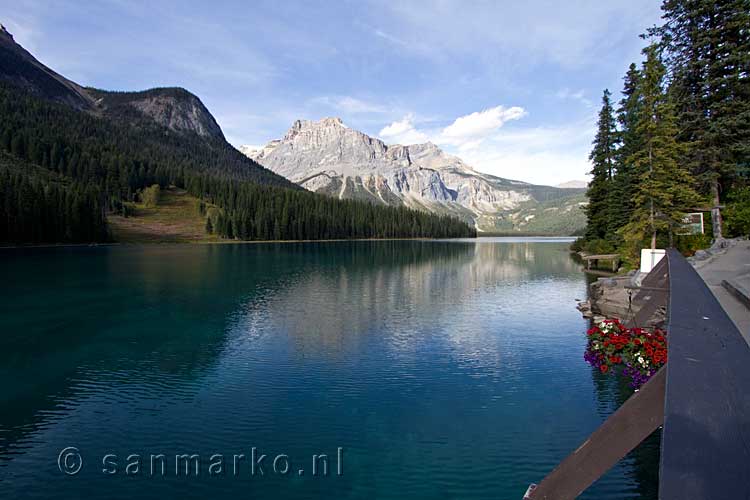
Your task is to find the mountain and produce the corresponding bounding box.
[0,26,475,244]
[556,180,588,189]
[0,24,93,110]
[0,25,291,185]
[88,87,225,140]
[0,24,223,140]
[243,118,587,234]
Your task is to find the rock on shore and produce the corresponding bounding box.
[577,271,666,327]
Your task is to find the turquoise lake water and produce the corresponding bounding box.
[0,238,658,499]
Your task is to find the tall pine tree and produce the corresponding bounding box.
[585,89,618,242]
[609,64,643,241]
[620,45,702,255]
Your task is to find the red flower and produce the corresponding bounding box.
[600,365,609,373]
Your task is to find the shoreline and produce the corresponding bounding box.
[0,234,578,250]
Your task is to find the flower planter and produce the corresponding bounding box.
[584,318,667,388]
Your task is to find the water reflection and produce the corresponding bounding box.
[227,241,582,360]
[0,240,657,499]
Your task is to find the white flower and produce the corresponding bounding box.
[638,356,645,365]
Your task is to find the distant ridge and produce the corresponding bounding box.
[244,117,587,234]
[556,180,588,189]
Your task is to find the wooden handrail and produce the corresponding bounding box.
[524,368,666,500]
[525,249,750,499]
[659,249,750,499]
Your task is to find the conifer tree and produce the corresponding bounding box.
[620,45,702,256]
[585,89,618,242]
[609,64,643,241]
[650,0,750,239]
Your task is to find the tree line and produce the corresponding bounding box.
[0,83,475,244]
[581,0,750,260]
[191,174,473,240]
[0,154,108,244]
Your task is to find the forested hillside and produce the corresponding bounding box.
[0,21,477,244]
[0,82,475,243]
[0,152,108,244]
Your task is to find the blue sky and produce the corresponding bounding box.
[4,0,663,185]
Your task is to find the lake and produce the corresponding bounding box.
[0,238,658,499]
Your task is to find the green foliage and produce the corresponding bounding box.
[570,237,585,253]
[609,64,643,244]
[508,193,587,235]
[578,0,749,258]
[618,45,702,260]
[0,153,108,244]
[140,184,161,208]
[582,238,617,255]
[205,215,213,234]
[675,233,713,256]
[650,0,750,236]
[188,174,474,240]
[0,83,475,244]
[120,203,136,218]
[585,89,618,242]
[724,187,750,237]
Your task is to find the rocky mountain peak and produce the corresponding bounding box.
[87,87,225,140]
[126,88,224,140]
[284,117,347,138]
[320,116,345,127]
[242,118,587,234]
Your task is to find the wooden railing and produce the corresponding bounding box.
[525,249,750,499]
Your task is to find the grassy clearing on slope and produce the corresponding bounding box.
[109,187,220,243]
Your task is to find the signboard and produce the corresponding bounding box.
[678,212,704,235]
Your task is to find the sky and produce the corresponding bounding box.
[3,0,664,185]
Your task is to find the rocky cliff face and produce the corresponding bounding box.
[0,25,224,140]
[243,118,586,232]
[89,87,225,140]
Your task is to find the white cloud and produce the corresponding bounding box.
[458,120,596,185]
[310,95,388,114]
[378,115,430,144]
[379,105,526,150]
[439,105,526,149]
[379,110,595,185]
